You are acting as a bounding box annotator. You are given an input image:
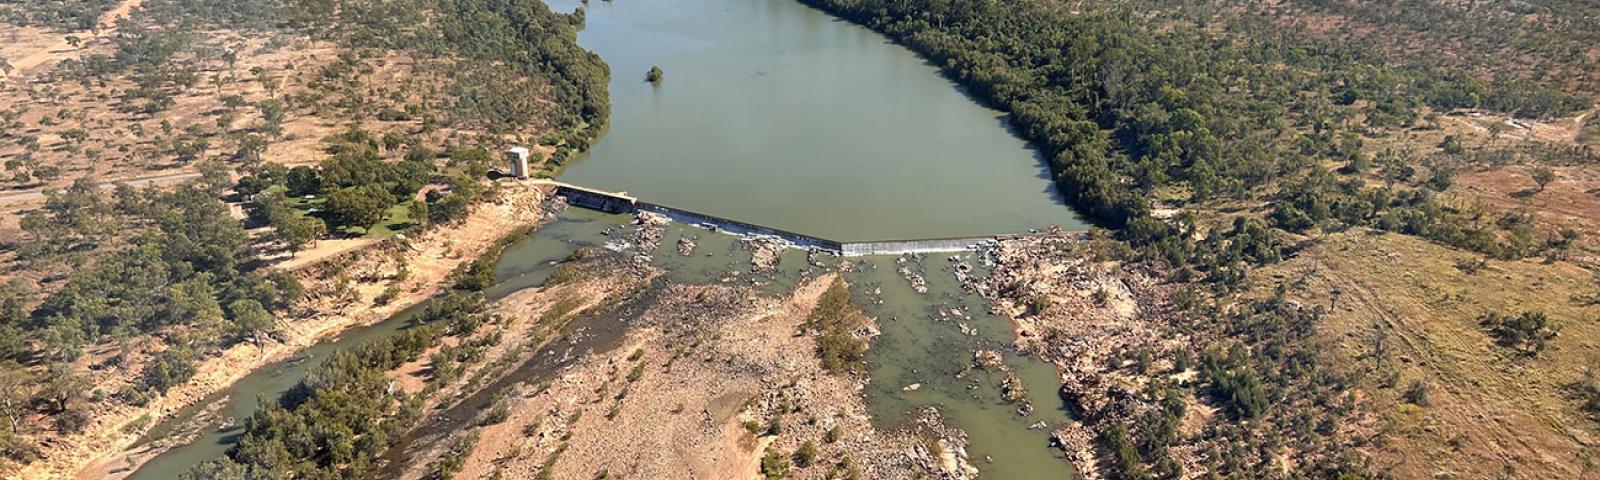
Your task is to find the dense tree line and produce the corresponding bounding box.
[179,285,495,479]
[0,177,304,458]
[235,128,503,241]
[799,0,1588,246]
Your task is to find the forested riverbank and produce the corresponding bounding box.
[792,0,1600,477]
[799,0,1588,250]
[0,0,608,475]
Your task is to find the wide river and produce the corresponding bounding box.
[554,0,1084,240]
[127,0,1084,477]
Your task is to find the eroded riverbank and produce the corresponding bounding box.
[62,185,549,480]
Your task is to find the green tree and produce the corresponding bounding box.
[793,441,817,468]
[1481,311,1559,356]
[325,185,394,232]
[229,299,274,347]
[275,214,326,253]
[285,166,321,196]
[0,361,36,437]
[1531,166,1556,193]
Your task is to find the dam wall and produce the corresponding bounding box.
[839,238,997,257]
[635,202,844,252]
[549,180,1021,256]
[554,184,636,214]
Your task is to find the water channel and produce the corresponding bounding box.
[128,0,1086,477]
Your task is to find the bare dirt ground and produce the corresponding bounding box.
[410,274,957,480]
[1255,230,1600,479]
[0,0,144,77]
[0,30,337,195]
[32,184,547,480]
[1456,165,1600,233]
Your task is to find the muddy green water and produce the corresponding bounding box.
[124,212,621,480]
[550,0,1085,241]
[131,0,1086,475]
[132,209,1075,479]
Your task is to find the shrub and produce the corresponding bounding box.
[760,448,791,479]
[794,441,818,468]
[1480,311,1559,356]
[138,349,197,395]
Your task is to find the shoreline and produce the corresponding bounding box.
[25,186,548,480]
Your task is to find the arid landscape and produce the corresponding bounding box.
[3,0,1600,479]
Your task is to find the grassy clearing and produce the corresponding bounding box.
[1254,230,1600,478]
[276,187,415,237]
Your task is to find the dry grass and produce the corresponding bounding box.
[1255,230,1600,479]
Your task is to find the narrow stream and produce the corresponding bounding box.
[125,211,622,480]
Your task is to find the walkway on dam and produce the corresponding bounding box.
[523,179,1009,257]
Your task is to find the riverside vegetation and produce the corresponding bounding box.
[0,0,604,473]
[6,0,1600,478]
[803,0,1600,477]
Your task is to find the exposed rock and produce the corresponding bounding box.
[740,236,785,272]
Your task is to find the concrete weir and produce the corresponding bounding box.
[544,181,1007,256]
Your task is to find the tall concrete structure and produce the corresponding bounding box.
[505,147,531,179]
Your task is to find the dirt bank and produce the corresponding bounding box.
[31,185,547,480]
[404,274,962,480]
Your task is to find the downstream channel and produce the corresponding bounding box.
[128,0,1086,477]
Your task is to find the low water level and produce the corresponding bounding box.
[130,209,1076,479]
[551,0,1086,241]
[852,255,1074,479]
[125,213,620,480]
[130,0,1086,475]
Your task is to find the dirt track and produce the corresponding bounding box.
[0,0,143,77]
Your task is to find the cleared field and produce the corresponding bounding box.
[1256,230,1600,478]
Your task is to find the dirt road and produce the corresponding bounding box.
[0,0,144,78]
[0,171,200,204]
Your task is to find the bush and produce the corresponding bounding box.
[1480,311,1559,356]
[760,448,791,479]
[793,441,817,468]
[138,349,197,395]
[480,402,511,426]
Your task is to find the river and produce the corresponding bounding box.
[553,0,1082,241]
[127,0,1084,477]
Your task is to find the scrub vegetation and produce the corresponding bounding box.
[4,0,1599,477]
[804,279,869,374]
[0,0,603,473]
[804,0,1600,477]
[178,292,491,479]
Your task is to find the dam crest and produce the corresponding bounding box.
[532,180,1014,257]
